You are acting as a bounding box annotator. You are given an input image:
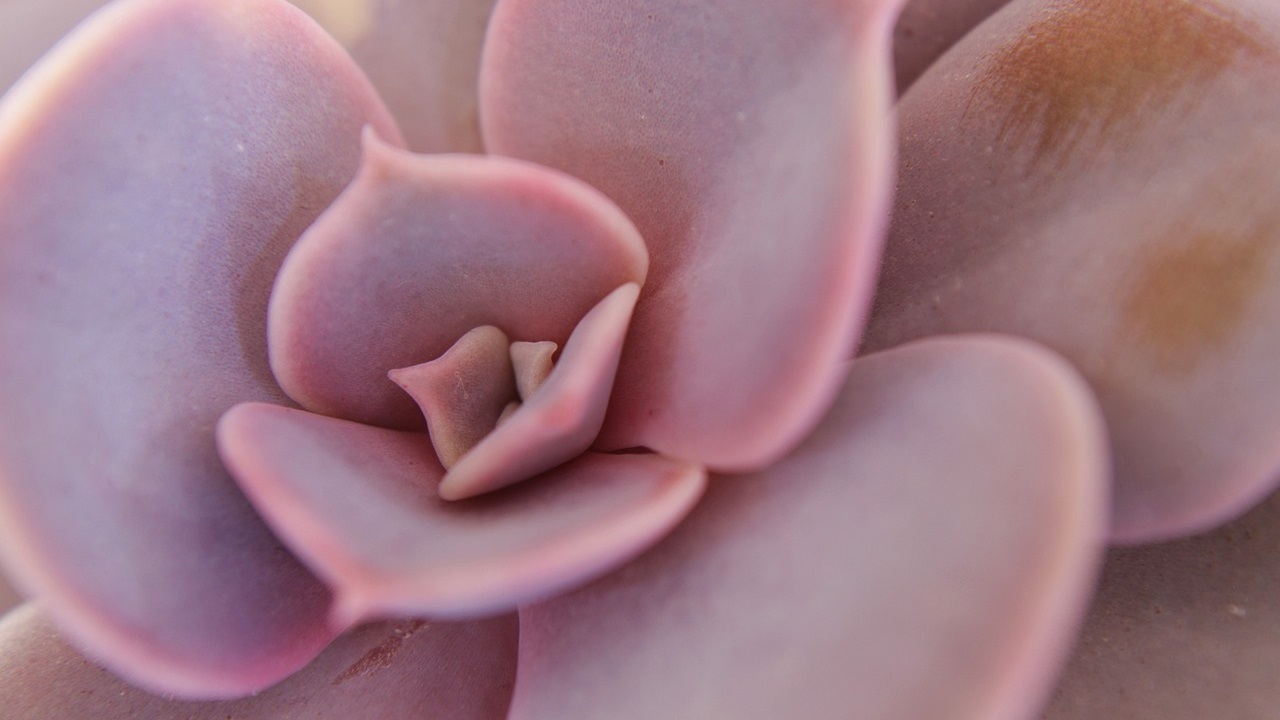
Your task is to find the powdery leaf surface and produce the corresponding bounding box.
[0,604,518,720]
[510,335,1108,720]
[0,0,403,697]
[269,134,647,431]
[866,0,1280,542]
[218,403,706,626]
[436,284,642,500]
[0,2,164,631]
[481,0,903,470]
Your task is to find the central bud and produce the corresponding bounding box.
[390,326,556,468]
[263,137,651,500]
[386,283,641,501]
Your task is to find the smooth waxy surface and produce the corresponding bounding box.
[439,284,640,499]
[0,0,402,696]
[867,0,1280,542]
[269,132,647,431]
[481,0,903,470]
[218,402,706,626]
[392,325,520,470]
[510,336,1108,720]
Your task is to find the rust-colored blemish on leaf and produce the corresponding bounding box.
[969,0,1273,171]
[333,620,429,686]
[1123,217,1278,375]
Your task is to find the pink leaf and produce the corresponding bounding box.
[439,284,640,499]
[0,0,402,697]
[391,325,522,470]
[268,130,648,430]
[217,402,706,626]
[509,335,1109,720]
[866,0,1280,542]
[480,0,903,470]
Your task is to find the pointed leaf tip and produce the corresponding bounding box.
[441,283,641,500]
[218,403,707,625]
[391,325,518,470]
[268,141,647,430]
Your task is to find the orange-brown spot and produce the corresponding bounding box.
[970,0,1272,171]
[333,620,429,686]
[1123,219,1277,374]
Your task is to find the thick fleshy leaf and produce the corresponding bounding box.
[1,0,494,152]
[510,340,556,401]
[390,285,641,500]
[866,0,1280,542]
[893,0,1013,93]
[392,325,520,470]
[440,283,640,499]
[291,0,498,153]
[0,604,518,719]
[0,0,403,697]
[217,402,707,626]
[510,335,1108,720]
[269,131,648,429]
[481,0,902,470]
[1044,487,1280,720]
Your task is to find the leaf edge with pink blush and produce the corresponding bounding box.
[509,334,1109,720]
[866,0,1280,542]
[267,130,649,431]
[480,0,906,472]
[217,402,707,628]
[0,0,407,697]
